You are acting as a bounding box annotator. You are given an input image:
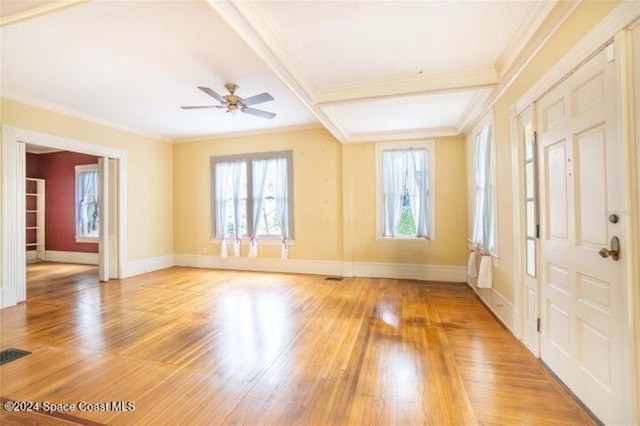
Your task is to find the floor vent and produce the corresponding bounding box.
[324,276,344,281]
[0,348,32,365]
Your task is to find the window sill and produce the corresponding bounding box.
[76,236,98,243]
[210,238,295,246]
[376,236,432,241]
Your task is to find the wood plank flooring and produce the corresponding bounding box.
[1,263,595,425]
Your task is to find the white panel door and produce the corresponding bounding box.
[537,46,631,424]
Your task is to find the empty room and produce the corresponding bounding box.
[1,1,639,425]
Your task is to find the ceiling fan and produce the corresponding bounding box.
[181,84,276,119]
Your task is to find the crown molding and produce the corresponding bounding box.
[0,0,88,27]
[347,127,458,144]
[1,91,171,142]
[495,0,558,79]
[316,68,497,107]
[456,89,493,135]
[206,0,348,143]
[515,0,640,114]
[172,123,324,143]
[458,0,582,135]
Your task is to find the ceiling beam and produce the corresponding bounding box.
[205,0,348,143]
[348,127,459,144]
[0,0,88,28]
[316,68,498,107]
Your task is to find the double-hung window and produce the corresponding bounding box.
[211,150,293,241]
[75,164,99,242]
[377,141,434,239]
[471,125,496,252]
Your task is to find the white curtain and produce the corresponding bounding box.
[249,159,269,258]
[383,150,406,237]
[215,162,233,257]
[471,126,495,253]
[409,148,428,238]
[77,169,98,236]
[230,161,244,239]
[273,157,289,260]
[383,149,429,238]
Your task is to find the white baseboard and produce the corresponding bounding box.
[122,254,174,278]
[26,250,37,262]
[174,254,344,276]
[45,250,99,265]
[173,255,465,282]
[352,261,467,282]
[468,276,514,332]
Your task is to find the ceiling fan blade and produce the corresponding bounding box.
[241,92,274,107]
[242,107,276,119]
[197,86,226,103]
[180,105,220,109]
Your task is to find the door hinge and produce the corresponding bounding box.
[536,224,540,239]
[537,318,541,332]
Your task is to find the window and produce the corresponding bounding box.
[471,124,496,252]
[521,111,538,277]
[75,164,99,242]
[211,151,293,240]
[376,141,434,239]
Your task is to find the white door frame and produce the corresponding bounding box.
[510,2,639,422]
[1,125,128,308]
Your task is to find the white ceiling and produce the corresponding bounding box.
[1,0,558,143]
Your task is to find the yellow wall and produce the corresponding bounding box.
[467,0,620,302]
[345,138,468,265]
[1,98,174,261]
[174,130,469,267]
[173,128,343,260]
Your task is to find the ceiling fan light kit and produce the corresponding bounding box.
[181,83,277,119]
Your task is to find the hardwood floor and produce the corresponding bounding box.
[1,263,594,425]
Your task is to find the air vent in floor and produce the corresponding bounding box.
[0,348,32,365]
[324,276,344,281]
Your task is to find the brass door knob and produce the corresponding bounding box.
[599,236,620,261]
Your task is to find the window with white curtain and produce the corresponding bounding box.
[471,124,496,253]
[75,164,99,242]
[376,141,434,239]
[210,151,293,240]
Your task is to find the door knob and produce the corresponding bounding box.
[599,236,620,261]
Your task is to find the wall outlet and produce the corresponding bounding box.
[201,247,207,254]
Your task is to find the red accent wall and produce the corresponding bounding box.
[28,151,100,253]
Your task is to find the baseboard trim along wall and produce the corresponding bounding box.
[26,250,37,262]
[467,276,515,333]
[45,250,99,265]
[122,254,175,278]
[173,254,466,283]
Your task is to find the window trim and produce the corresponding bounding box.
[210,150,294,240]
[375,140,436,241]
[75,163,99,243]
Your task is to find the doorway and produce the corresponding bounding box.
[1,126,127,308]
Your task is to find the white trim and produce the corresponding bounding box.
[25,250,38,262]
[1,126,127,308]
[315,68,497,106]
[174,254,344,277]
[2,91,171,142]
[348,127,457,144]
[352,262,466,283]
[496,0,559,79]
[0,0,88,27]
[211,238,295,247]
[515,1,640,115]
[45,250,99,265]
[122,255,174,278]
[205,0,348,143]
[173,255,466,282]
[171,123,323,143]
[467,280,515,333]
